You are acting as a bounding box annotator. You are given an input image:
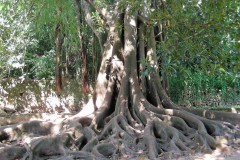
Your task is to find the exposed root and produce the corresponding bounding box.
[0,101,239,160]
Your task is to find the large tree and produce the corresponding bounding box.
[0,0,239,159]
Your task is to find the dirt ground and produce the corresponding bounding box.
[178,147,240,160]
[1,79,239,160]
[0,113,239,160]
[118,144,240,160]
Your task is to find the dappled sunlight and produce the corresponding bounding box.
[73,98,95,118]
[147,48,158,70]
[101,8,107,17]
[164,115,172,124]
[22,136,32,144]
[129,77,134,84]
[28,113,68,122]
[165,109,174,115]
[216,137,228,145]
[130,19,136,27]
[93,44,113,109]
[188,148,240,160]
[210,112,216,119]
[125,40,135,55]
[139,102,144,112]
[51,123,62,135]
[231,108,238,113]
[96,70,107,83]
[147,49,154,64]
[203,110,207,117]
[3,127,14,134]
[95,87,106,109]
[0,79,85,114]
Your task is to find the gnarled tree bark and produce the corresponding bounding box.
[0,1,239,160]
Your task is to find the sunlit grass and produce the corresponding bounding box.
[193,105,240,110]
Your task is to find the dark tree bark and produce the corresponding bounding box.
[54,8,64,95]
[91,32,100,82]
[0,1,239,160]
[75,0,90,96]
[81,33,90,96]
[65,45,70,81]
[157,21,170,96]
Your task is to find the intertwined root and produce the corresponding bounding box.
[0,106,239,160]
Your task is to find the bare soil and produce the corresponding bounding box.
[174,145,240,160]
[119,145,240,160]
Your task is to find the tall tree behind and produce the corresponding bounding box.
[75,0,90,96]
[157,1,169,95]
[54,7,65,95]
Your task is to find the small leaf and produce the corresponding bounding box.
[219,67,226,73]
[143,69,149,77]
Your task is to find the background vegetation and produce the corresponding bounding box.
[0,0,239,110]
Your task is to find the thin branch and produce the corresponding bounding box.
[75,0,108,51]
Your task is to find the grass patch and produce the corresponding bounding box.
[192,105,240,110]
[169,70,240,108]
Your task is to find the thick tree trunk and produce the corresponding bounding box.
[0,1,239,160]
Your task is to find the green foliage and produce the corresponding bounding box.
[91,11,105,33]
[0,0,82,79]
[169,70,240,107]
[24,50,55,79]
[153,0,240,107]
[0,0,36,78]
[165,0,239,73]
[0,0,239,107]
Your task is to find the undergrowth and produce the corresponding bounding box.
[169,71,240,107]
